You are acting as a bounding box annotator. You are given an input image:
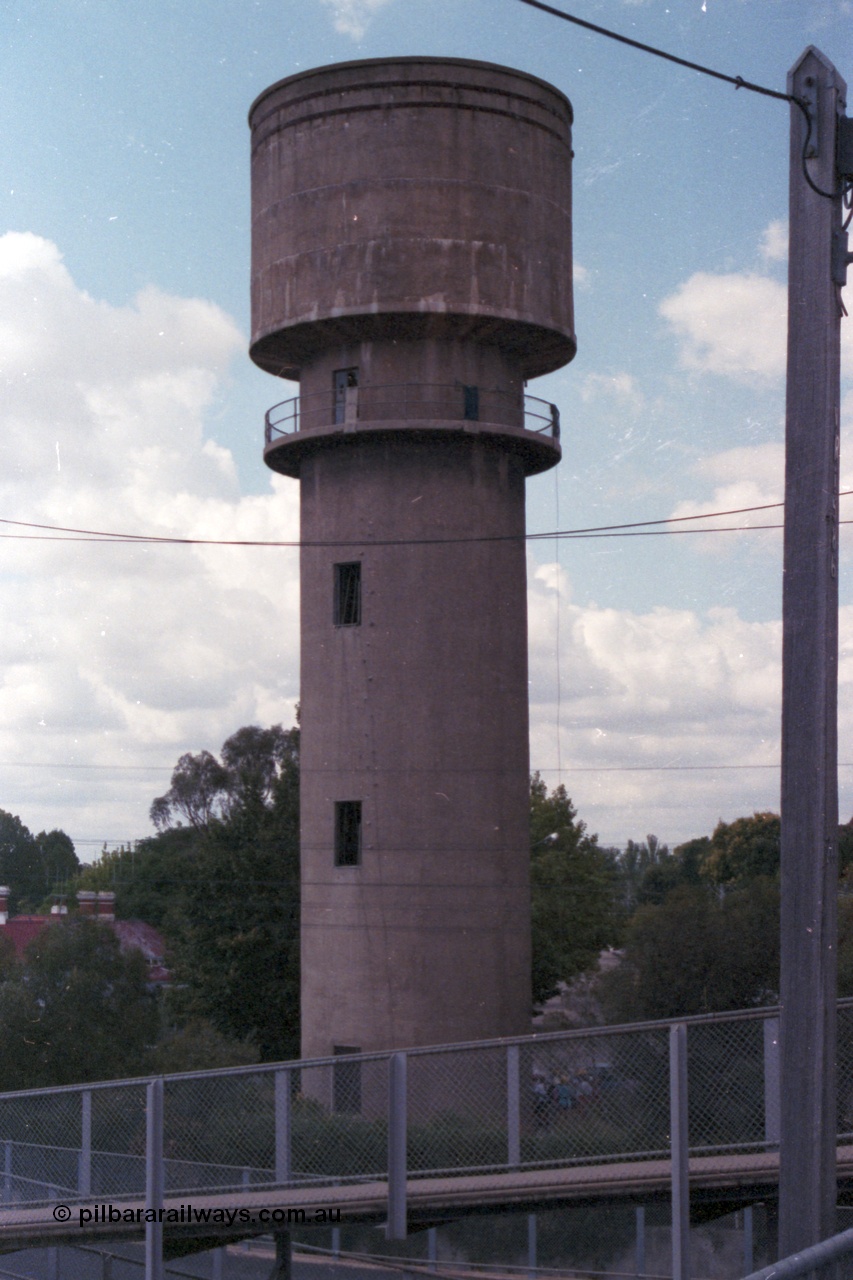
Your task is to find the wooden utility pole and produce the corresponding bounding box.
[778,46,847,1254]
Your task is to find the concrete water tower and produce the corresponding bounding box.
[249,57,574,1059]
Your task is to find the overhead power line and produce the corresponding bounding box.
[513,0,848,203]
[5,494,851,548]
[513,0,793,104]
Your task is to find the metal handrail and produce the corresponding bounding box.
[742,1226,853,1280]
[3,995,847,1098]
[263,384,560,444]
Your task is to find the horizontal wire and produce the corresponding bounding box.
[0,495,818,548]
[513,0,794,104]
[11,489,853,548]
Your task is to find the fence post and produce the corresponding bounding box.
[275,1069,292,1184]
[3,1139,11,1204]
[428,1227,437,1272]
[271,1231,292,1280]
[527,1213,537,1280]
[507,1045,521,1167]
[387,1052,407,1241]
[145,1078,164,1280]
[635,1206,646,1279]
[764,1017,781,1145]
[241,1168,251,1251]
[743,1206,754,1276]
[79,1089,92,1197]
[670,1023,690,1280]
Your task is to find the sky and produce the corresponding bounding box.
[0,0,851,857]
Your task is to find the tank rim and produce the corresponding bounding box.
[248,55,573,126]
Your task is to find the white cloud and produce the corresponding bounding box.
[661,382,853,555]
[573,263,591,291]
[659,220,852,382]
[317,0,394,39]
[580,371,644,412]
[527,558,789,843]
[525,557,853,844]
[0,233,301,844]
[760,220,788,263]
[667,441,784,549]
[659,272,787,382]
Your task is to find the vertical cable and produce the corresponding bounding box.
[554,466,563,781]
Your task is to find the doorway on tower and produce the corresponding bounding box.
[333,1045,362,1113]
[333,368,359,425]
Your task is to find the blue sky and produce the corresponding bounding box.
[0,0,851,854]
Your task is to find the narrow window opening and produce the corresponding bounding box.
[335,800,362,866]
[333,367,359,425]
[463,384,480,421]
[333,1046,362,1113]
[334,562,361,626]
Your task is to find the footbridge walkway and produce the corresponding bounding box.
[2,1003,853,1255]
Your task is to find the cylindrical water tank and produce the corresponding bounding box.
[249,57,575,381]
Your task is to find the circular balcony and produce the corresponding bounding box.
[262,383,562,478]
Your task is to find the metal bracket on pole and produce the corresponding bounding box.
[145,1078,164,1280]
[386,1052,407,1241]
[670,1023,690,1280]
[799,76,820,158]
[838,116,853,178]
[831,228,853,286]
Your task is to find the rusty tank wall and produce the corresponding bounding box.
[249,57,575,380]
[249,57,574,1060]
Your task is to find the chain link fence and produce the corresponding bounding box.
[0,1001,851,1242]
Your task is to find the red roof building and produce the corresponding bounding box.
[0,887,169,984]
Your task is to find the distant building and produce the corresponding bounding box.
[0,886,169,985]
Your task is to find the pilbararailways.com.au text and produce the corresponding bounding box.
[55,1204,342,1228]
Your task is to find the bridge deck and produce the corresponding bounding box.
[3,1148,853,1254]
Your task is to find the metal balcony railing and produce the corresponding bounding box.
[263,384,560,445]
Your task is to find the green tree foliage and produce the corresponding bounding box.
[614,835,670,912]
[612,834,710,912]
[601,878,781,1022]
[838,818,853,875]
[0,918,158,1089]
[530,774,620,1006]
[146,1018,260,1074]
[700,812,780,886]
[147,724,301,1061]
[76,828,196,928]
[0,811,78,911]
